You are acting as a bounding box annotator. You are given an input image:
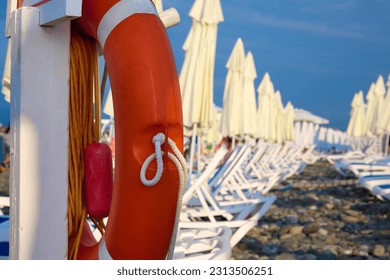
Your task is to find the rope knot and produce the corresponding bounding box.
[152,133,166,145]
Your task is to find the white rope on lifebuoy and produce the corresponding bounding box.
[99,133,188,260]
[140,133,166,186]
[139,132,188,259]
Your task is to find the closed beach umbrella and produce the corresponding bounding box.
[220,38,246,140]
[376,75,390,133]
[363,83,377,136]
[203,104,222,147]
[180,0,224,130]
[268,91,277,142]
[256,73,275,140]
[372,75,386,135]
[274,91,284,143]
[346,93,358,136]
[351,91,366,137]
[284,102,295,141]
[103,89,114,118]
[241,51,258,138]
[179,0,223,174]
[152,0,163,13]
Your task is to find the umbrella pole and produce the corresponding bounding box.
[232,135,236,150]
[197,134,201,173]
[385,134,389,156]
[188,124,197,178]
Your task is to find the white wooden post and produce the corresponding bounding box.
[10,5,73,259]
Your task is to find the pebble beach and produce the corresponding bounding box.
[232,160,390,260]
[2,161,390,260]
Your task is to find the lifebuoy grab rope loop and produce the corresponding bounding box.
[140,133,189,259]
[98,133,188,260]
[140,133,166,186]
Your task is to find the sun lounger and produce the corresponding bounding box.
[181,144,276,248]
[0,216,9,260]
[0,196,9,216]
[173,227,232,260]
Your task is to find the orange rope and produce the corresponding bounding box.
[68,31,103,259]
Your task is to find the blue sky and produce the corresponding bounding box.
[167,0,390,129]
[0,0,389,129]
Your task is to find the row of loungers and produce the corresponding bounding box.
[329,153,390,202]
[173,140,317,259]
[0,141,317,260]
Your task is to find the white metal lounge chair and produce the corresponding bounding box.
[0,216,9,260]
[0,196,9,216]
[180,145,276,247]
[173,227,232,260]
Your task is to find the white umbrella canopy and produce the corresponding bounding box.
[293,108,329,125]
[241,51,258,138]
[350,91,366,137]
[284,101,295,141]
[274,91,284,143]
[375,75,390,133]
[267,91,277,142]
[375,75,386,116]
[220,38,246,138]
[202,104,222,147]
[256,72,275,140]
[180,0,224,130]
[179,0,223,175]
[346,93,358,136]
[103,89,114,118]
[363,83,377,136]
[151,0,163,13]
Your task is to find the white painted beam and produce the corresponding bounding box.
[37,0,82,26]
[10,7,69,260]
[23,0,82,26]
[5,0,17,37]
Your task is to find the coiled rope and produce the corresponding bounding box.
[68,31,103,260]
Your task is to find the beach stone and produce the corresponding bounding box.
[306,193,319,201]
[303,223,320,235]
[275,253,296,260]
[257,235,269,244]
[317,251,336,260]
[324,203,334,211]
[260,244,280,256]
[318,228,328,236]
[309,205,318,211]
[343,249,353,255]
[280,234,293,241]
[280,225,292,235]
[286,215,299,224]
[269,224,280,233]
[289,226,304,235]
[259,256,270,260]
[340,214,359,223]
[323,245,338,255]
[343,209,360,217]
[372,245,386,257]
[300,254,317,260]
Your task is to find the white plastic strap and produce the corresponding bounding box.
[97,0,157,49]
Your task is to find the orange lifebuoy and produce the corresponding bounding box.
[76,0,183,260]
[21,0,184,260]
